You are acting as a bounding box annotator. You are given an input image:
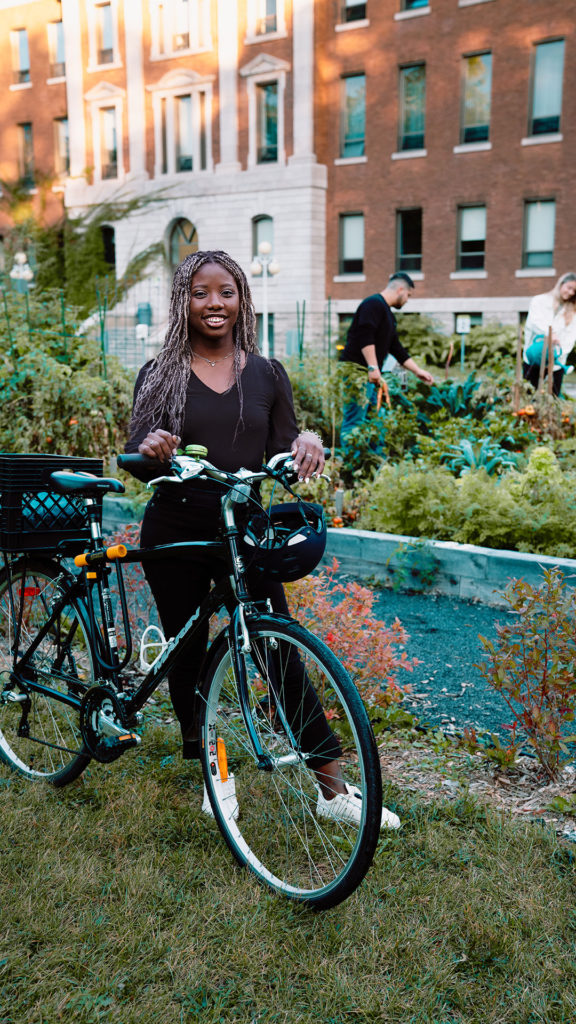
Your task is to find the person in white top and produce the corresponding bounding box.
[523,272,576,394]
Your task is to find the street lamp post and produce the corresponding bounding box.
[250,240,280,359]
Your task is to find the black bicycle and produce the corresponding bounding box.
[0,449,383,909]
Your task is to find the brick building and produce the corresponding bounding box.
[0,0,574,352]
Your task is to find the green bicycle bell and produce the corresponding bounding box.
[176,444,208,458]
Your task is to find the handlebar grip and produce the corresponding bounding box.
[116,453,165,470]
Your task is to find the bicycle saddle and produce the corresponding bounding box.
[50,471,125,495]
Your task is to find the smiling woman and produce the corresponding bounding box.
[122,251,402,828]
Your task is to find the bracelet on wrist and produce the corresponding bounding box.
[367,365,378,372]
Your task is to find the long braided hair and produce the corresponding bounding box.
[130,250,258,437]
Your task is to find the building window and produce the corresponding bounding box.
[341,0,367,21]
[156,87,210,175]
[402,0,428,9]
[252,215,274,259]
[399,64,425,151]
[457,206,486,271]
[100,107,118,179]
[12,29,30,85]
[169,218,198,269]
[152,0,209,56]
[96,2,115,64]
[340,74,365,158]
[397,209,422,272]
[523,200,555,268]
[100,225,116,269]
[256,0,277,35]
[18,123,34,187]
[339,213,364,274]
[48,21,66,78]
[256,82,278,163]
[461,53,492,144]
[53,118,69,176]
[175,95,193,170]
[529,40,565,136]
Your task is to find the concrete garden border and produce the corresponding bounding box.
[324,527,576,607]
[102,497,576,609]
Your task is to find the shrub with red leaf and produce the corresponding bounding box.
[286,558,417,710]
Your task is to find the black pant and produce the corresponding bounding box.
[140,489,341,765]
[523,361,564,396]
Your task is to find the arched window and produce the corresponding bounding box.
[100,224,116,269]
[169,218,198,269]
[252,214,273,258]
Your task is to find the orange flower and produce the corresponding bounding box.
[69,418,78,425]
[332,516,344,528]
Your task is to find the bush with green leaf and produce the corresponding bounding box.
[358,445,576,557]
[440,438,519,476]
[478,568,576,781]
[0,289,133,461]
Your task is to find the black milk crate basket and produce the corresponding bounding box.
[0,454,104,554]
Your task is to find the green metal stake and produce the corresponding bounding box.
[326,296,332,374]
[1,289,15,369]
[95,282,108,381]
[296,300,306,365]
[24,289,32,347]
[60,289,68,363]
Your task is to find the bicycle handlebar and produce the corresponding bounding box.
[116,449,331,489]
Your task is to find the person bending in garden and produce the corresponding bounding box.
[339,272,434,446]
[522,271,576,396]
[125,249,400,829]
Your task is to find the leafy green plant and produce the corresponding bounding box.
[477,569,576,781]
[440,438,519,476]
[386,540,439,592]
[0,289,132,460]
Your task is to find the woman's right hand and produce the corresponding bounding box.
[138,430,181,462]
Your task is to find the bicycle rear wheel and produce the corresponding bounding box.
[199,615,383,909]
[0,558,92,785]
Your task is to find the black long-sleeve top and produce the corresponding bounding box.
[125,354,299,478]
[339,293,410,369]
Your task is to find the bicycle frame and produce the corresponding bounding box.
[3,458,303,766]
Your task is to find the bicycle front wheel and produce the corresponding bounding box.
[199,615,383,909]
[0,558,92,785]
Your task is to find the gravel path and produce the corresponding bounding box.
[372,587,516,738]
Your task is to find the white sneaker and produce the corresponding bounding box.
[316,782,401,830]
[202,774,239,822]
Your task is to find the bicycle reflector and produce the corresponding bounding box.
[241,502,326,582]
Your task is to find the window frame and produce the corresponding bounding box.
[150,74,213,177]
[398,62,426,152]
[396,208,423,273]
[522,199,556,269]
[457,204,487,271]
[340,0,367,23]
[150,0,211,60]
[245,0,286,43]
[528,38,565,137]
[47,21,66,79]
[11,28,31,85]
[17,122,35,187]
[460,51,492,145]
[53,117,70,177]
[252,215,274,260]
[340,73,366,159]
[339,212,365,275]
[87,0,121,70]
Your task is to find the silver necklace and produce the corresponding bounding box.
[191,349,234,368]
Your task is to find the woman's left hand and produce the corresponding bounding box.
[291,432,325,481]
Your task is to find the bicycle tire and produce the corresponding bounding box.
[199,615,383,909]
[0,558,92,785]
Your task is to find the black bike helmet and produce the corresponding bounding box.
[240,501,326,582]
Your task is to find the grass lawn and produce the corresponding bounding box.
[1,721,575,1024]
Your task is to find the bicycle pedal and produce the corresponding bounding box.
[93,731,141,764]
